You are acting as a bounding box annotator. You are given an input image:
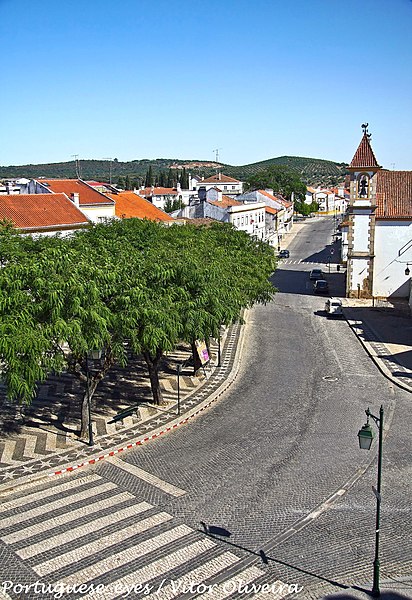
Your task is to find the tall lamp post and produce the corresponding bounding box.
[85,354,94,447]
[357,405,384,598]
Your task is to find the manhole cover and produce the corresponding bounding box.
[323,375,339,382]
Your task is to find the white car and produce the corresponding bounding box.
[325,297,343,317]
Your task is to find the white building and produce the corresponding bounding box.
[190,173,243,196]
[346,127,412,299]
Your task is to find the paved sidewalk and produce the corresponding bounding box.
[342,298,412,394]
[0,321,245,495]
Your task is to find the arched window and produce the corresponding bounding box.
[357,173,370,198]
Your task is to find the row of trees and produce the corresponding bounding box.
[246,165,318,215]
[0,219,276,440]
[117,168,190,191]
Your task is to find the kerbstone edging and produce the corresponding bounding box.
[0,313,249,495]
[344,309,412,394]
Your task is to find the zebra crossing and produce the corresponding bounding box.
[1,472,291,599]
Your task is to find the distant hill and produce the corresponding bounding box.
[0,155,348,187]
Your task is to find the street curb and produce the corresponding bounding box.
[344,311,412,394]
[0,315,248,495]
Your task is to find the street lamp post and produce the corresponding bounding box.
[85,354,94,447]
[357,405,384,598]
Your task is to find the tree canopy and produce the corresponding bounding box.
[0,219,276,437]
[246,165,307,202]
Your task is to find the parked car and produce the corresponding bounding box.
[278,249,290,258]
[313,279,329,294]
[309,268,324,280]
[325,297,343,317]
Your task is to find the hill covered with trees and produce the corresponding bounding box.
[0,155,348,188]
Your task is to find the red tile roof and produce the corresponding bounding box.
[349,133,380,169]
[375,171,412,218]
[201,174,240,184]
[208,195,243,208]
[0,194,89,230]
[258,189,292,207]
[139,187,178,196]
[265,206,279,215]
[41,179,114,205]
[107,192,174,222]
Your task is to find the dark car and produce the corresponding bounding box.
[278,249,290,258]
[313,279,329,294]
[309,268,324,280]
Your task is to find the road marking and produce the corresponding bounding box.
[143,551,240,599]
[0,481,117,527]
[109,456,186,497]
[77,538,216,600]
[59,524,196,587]
[2,491,135,543]
[34,511,173,576]
[0,473,101,512]
[17,501,153,559]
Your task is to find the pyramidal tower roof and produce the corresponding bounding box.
[349,125,381,169]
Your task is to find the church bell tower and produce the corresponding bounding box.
[346,124,382,298]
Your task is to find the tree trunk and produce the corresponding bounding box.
[79,377,98,440]
[191,341,203,375]
[143,349,164,405]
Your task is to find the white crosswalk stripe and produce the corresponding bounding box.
[59,524,194,586]
[2,473,289,599]
[195,566,264,598]
[0,481,117,528]
[77,539,217,600]
[0,473,101,512]
[34,511,173,576]
[2,491,135,543]
[17,500,153,559]
[143,552,240,599]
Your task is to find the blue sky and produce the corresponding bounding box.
[1,0,411,169]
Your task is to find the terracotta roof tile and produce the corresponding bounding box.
[375,171,412,218]
[208,195,243,208]
[0,194,89,230]
[258,189,291,207]
[107,192,174,222]
[41,179,114,206]
[265,206,279,215]
[139,187,178,196]
[349,134,380,169]
[201,174,240,184]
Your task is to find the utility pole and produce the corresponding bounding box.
[103,158,113,184]
[71,154,81,179]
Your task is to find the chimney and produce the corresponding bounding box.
[5,181,13,195]
[218,172,221,181]
[217,189,223,202]
[176,181,182,193]
[71,192,80,207]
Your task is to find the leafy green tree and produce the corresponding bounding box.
[246,165,307,201]
[125,175,131,190]
[117,176,125,189]
[166,169,174,187]
[145,167,154,187]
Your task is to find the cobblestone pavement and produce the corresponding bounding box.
[1,217,411,600]
[0,326,239,491]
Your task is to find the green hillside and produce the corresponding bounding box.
[0,155,348,187]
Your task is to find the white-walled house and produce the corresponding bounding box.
[20,179,115,223]
[237,189,294,242]
[190,173,243,196]
[346,128,412,299]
